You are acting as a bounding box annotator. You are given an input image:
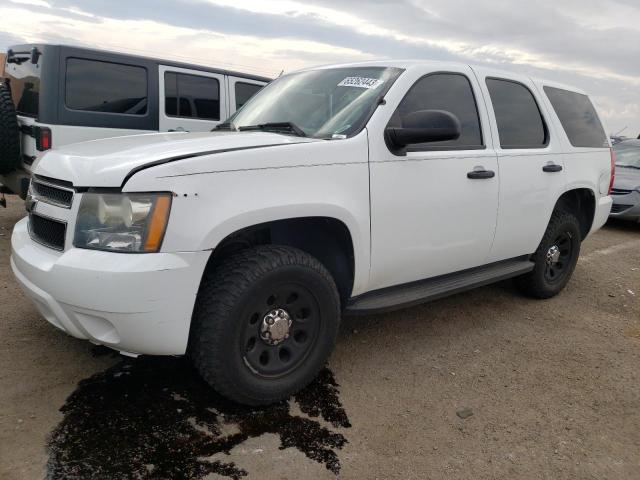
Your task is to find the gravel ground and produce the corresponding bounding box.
[1,194,639,480]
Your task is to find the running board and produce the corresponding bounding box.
[346,257,534,314]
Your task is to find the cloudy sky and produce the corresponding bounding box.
[1,0,638,135]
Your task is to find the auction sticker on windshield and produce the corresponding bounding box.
[337,77,384,89]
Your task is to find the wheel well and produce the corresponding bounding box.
[205,217,355,303]
[554,189,596,239]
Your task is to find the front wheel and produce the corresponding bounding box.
[516,210,581,299]
[190,245,341,405]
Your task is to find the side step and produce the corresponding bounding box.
[346,257,534,314]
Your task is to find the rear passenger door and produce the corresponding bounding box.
[227,76,266,115]
[473,67,566,262]
[368,67,499,290]
[159,66,227,132]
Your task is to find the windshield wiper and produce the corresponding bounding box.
[616,164,640,169]
[213,122,236,131]
[238,122,307,137]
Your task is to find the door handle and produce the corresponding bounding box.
[467,169,495,179]
[542,163,563,173]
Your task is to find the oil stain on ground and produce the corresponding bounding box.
[46,355,351,479]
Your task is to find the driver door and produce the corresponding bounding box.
[368,67,500,291]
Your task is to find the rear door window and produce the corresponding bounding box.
[486,78,547,149]
[234,82,262,110]
[544,86,608,148]
[164,72,220,120]
[388,72,484,150]
[65,58,148,115]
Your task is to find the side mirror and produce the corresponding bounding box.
[385,109,461,151]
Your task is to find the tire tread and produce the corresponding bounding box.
[190,245,340,405]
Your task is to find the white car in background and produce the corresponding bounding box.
[11,60,613,405]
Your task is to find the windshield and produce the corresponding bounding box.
[225,67,403,139]
[614,142,640,168]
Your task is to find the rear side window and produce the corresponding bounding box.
[486,78,547,149]
[165,72,220,120]
[544,86,608,148]
[235,82,262,110]
[4,50,42,117]
[388,73,483,150]
[65,58,148,115]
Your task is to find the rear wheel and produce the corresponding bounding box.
[0,83,21,175]
[190,245,341,405]
[516,210,581,299]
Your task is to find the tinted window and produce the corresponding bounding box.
[235,82,262,110]
[66,58,147,115]
[388,73,483,149]
[4,51,42,117]
[164,72,219,120]
[164,72,178,116]
[486,78,547,148]
[544,86,607,148]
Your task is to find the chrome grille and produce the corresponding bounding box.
[32,180,74,208]
[610,188,633,196]
[610,203,633,214]
[28,213,66,251]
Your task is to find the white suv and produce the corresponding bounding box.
[10,61,613,405]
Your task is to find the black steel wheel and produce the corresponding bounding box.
[516,210,581,299]
[543,231,574,284]
[190,245,341,406]
[241,282,322,378]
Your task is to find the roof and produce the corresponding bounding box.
[7,43,272,83]
[296,59,586,94]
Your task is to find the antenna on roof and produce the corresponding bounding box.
[612,126,627,136]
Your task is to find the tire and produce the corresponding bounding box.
[0,83,21,175]
[516,210,581,299]
[190,245,341,405]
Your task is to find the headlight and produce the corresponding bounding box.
[74,192,172,252]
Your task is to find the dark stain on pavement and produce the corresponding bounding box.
[46,357,351,479]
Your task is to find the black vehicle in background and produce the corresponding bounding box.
[0,44,270,199]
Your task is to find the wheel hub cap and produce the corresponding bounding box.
[260,308,292,345]
[546,245,561,265]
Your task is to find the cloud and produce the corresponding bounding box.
[1,0,638,134]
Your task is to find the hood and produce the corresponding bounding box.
[34,131,317,187]
[613,167,640,191]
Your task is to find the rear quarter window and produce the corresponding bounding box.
[65,58,148,115]
[544,86,608,148]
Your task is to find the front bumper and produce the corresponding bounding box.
[609,190,640,222]
[11,217,210,355]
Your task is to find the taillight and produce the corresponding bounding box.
[608,147,616,195]
[35,127,52,151]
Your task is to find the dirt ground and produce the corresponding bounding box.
[1,193,639,480]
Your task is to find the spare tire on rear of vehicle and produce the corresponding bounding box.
[0,83,21,175]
